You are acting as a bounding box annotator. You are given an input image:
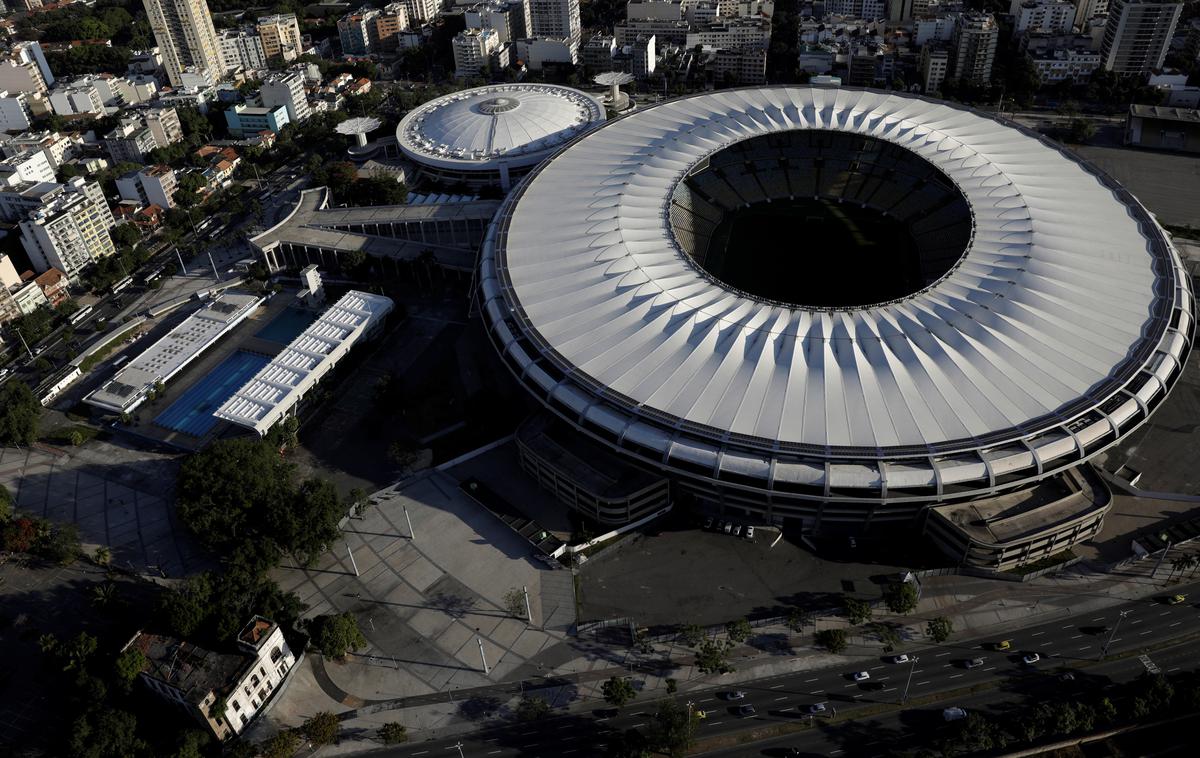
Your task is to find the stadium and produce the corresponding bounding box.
[478,87,1194,566]
[395,83,607,190]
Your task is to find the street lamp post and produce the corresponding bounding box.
[901,655,919,704]
[454,741,464,758]
[1151,534,1172,579]
[1100,610,1130,661]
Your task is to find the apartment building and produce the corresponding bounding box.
[116,164,178,209]
[1101,0,1182,74]
[257,14,303,62]
[143,0,226,87]
[259,71,310,124]
[219,27,269,71]
[16,178,116,281]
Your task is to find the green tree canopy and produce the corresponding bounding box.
[0,380,41,446]
[309,612,366,659]
[301,711,340,746]
[647,699,697,758]
[883,582,919,614]
[926,616,954,643]
[814,628,848,654]
[844,597,872,626]
[601,675,638,709]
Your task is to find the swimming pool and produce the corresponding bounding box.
[154,351,270,437]
[256,307,317,344]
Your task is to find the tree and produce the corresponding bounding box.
[39,521,81,565]
[160,573,214,637]
[378,722,408,744]
[647,699,697,758]
[666,677,677,694]
[1065,118,1097,144]
[606,728,651,758]
[926,616,954,643]
[93,545,111,566]
[814,628,848,654]
[114,648,147,693]
[110,223,142,247]
[680,623,704,646]
[170,730,209,758]
[694,637,735,675]
[869,622,902,651]
[601,675,637,709]
[68,707,146,758]
[883,582,919,614]
[725,617,752,643]
[515,695,551,721]
[786,606,810,632]
[258,729,300,758]
[503,587,527,619]
[844,597,872,625]
[174,172,208,206]
[310,612,367,659]
[301,711,340,746]
[0,484,12,523]
[0,380,40,446]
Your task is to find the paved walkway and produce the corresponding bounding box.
[0,441,202,576]
[256,513,1200,753]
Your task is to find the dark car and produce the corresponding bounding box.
[737,704,756,717]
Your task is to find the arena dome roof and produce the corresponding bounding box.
[396,84,606,175]
[480,87,1193,508]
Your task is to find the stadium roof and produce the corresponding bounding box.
[395,84,606,172]
[480,87,1192,498]
[213,291,393,436]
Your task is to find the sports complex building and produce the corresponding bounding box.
[476,87,1194,569]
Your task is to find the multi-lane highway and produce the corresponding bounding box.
[379,584,1200,757]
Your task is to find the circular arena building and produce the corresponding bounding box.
[479,87,1194,549]
[396,83,606,190]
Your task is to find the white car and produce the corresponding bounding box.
[1022,653,1041,665]
[943,707,967,722]
[807,703,827,715]
[744,525,755,540]
[852,671,870,682]
[888,654,910,664]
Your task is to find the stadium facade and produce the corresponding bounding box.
[478,87,1193,566]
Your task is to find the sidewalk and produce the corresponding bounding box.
[252,544,1199,753]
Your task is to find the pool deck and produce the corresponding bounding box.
[119,290,301,451]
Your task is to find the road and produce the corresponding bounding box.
[1,159,309,391]
[377,584,1200,757]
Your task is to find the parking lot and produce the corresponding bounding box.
[578,513,906,630]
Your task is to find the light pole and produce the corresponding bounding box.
[454,741,464,758]
[1151,534,1173,579]
[1100,610,1130,661]
[477,636,489,675]
[901,655,919,704]
[522,585,534,626]
[403,505,415,540]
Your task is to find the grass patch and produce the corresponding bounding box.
[40,424,100,447]
[79,325,140,372]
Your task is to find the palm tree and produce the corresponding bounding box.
[93,546,111,567]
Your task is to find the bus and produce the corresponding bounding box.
[111,276,133,295]
[67,304,93,326]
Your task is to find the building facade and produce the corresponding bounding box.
[453,28,501,78]
[1101,0,1182,74]
[219,28,269,71]
[18,178,116,281]
[224,103,290,137]
[256,14,303,62]
[143,0,226,88]
[952,13,999,84]
[259,71,311,124]
[1015,0,1077,34]
[528,0,582,62]
[116,165,178,209]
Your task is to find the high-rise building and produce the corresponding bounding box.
[116,165,178,209]
[400,0,441,25]
[15,178,116,282]
[143,0,225,88]
[921,45,950,93]
[1101,0,1182,74]
[1014,0,1077,34]
[0,43,53,95]
[219,28,268,71]
[259,71,311,124]
[951,13,999,85]
[0,91,34,132]
[453,28,501,78]
[1073,0,1109,27]
[529,0,582,62]
[374,4,411,53]
[257,14,304,63]
[338,6,381,55]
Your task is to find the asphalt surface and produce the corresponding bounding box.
[377,582,1200,757]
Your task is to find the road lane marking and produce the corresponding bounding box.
[843,684,859,688]
[413,752,427,756]
[805,678,819,683]
[1061,624,1074,629]
[697,698,713,703]
[1170,622,1181,627]
[949,673,963,679]
[1077,646,1090,651]
[771,684,785,689]
[915,681,929,686]
[1168,667,1180,673]
[774,696,788,701]
[1032,631,1044,637]
[1092,617,1105,621]
[487,752,502,755]
[983,666,996,671]
[1131,619,1143,624]
[870,665,884,670]
[1140,630,1152,635]
[708,721,723,726]
[1159,611,1171,616]
[935,652,951,657]
[1070,635,1082,639]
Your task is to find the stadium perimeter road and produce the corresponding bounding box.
[373,581,1200,757]
[1071,144,1200,228]
[579,523,907,629]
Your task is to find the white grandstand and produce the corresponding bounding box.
[395,84,606,190]
[214,291,393,436]
[479,87,1193,531]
